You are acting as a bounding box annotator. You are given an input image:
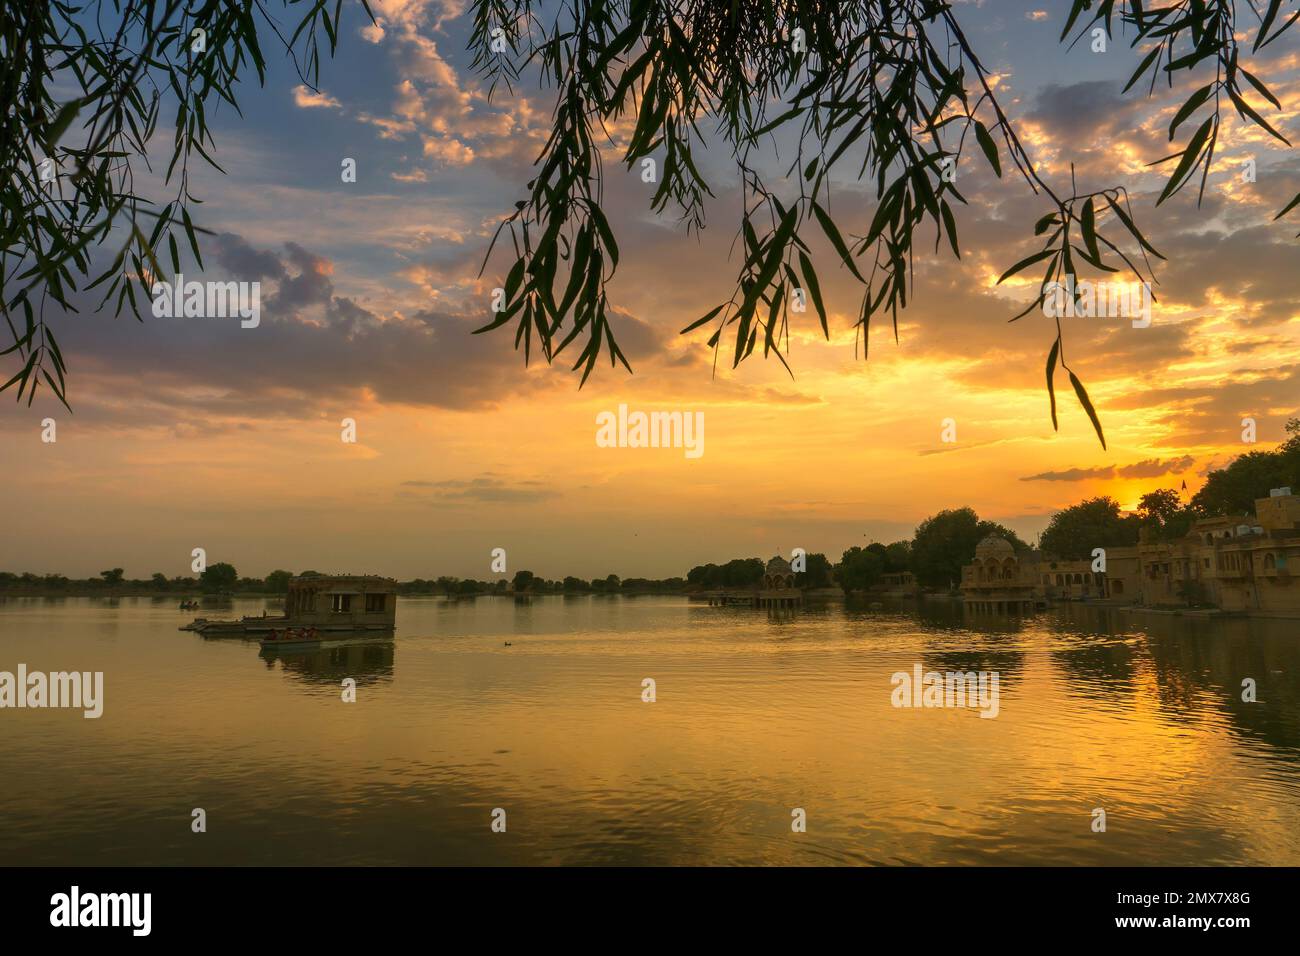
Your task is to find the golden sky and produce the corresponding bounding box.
[2,1,1298,580]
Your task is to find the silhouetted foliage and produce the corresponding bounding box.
[1191,419,1300,516]
[1038,497,1140,560]
[837,546,884,593]
[910,508,1027,587]
[469,0,1298,446]
[199,561,238,593]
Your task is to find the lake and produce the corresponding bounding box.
[2,595,1298,865]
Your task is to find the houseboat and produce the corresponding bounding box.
[181,573,397,635]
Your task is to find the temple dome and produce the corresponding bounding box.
[975,535,1015,557]
[766,555,793,574]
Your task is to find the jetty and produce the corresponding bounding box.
[699,556,805,609]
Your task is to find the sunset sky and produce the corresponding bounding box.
[3,0,1299,581]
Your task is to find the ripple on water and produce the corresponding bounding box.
[1,596,1299,863]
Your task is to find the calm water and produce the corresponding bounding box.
[1,595,1298,865]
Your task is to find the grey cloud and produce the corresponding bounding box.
[400,477,558,503]
[1020,455,1195,481]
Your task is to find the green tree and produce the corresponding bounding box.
[512,570,536,593]
[795,552,832,589]
[1137,489,1183,526]
[1038,498,1140,560]
[721,559,764,587]
[199,562,237,593]
[150,572,169,590]
[1137,489,1196,542]
[562,576,588,592]
[837,547,884,594]
[1191,420,1300,516]
[100,567,124,586]
[265,569,293,593]
[910,509,1027,588]
[883,541,911,573]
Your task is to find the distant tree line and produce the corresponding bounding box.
[500,570,687,595]
[0,563,293,595]
[8,425,1294,598]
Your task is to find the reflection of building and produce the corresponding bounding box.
[285,574,397,629]
[961,489,1300,618]
[261,638,396,684]
[757,555,802,609]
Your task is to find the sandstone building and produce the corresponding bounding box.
[961,489,1300,618]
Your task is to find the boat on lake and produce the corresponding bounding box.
[180,574,397,635]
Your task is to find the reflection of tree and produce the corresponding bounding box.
[924,650,1025,686]
[260,640,396,687]
[1140,617,1300,760]
[927,598,1032,640]
[1049,641,1136,690]
[1046,606,1135,689]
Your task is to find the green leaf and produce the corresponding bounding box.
[939,199,960,259]
[798,251,829,337]
[1068,370,1106,449]
[681,303,726,335]
[1105,197,1164,259]
[1274,190,1300,221]
[1123,45,1163,93]
[1079,198,1101,263]
[45,100,83,148]
[1255,0,1284,52]
[1046,338,1060,431]
[1157,116,1213,205]
[997,248,1056,284]
[811,200,865,282]
[1240,67,1281,109]
[1168,84,1213,140]
[974,121,1001,178]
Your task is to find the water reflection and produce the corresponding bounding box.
[2,594,1300,865]
[259,639,396,686]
